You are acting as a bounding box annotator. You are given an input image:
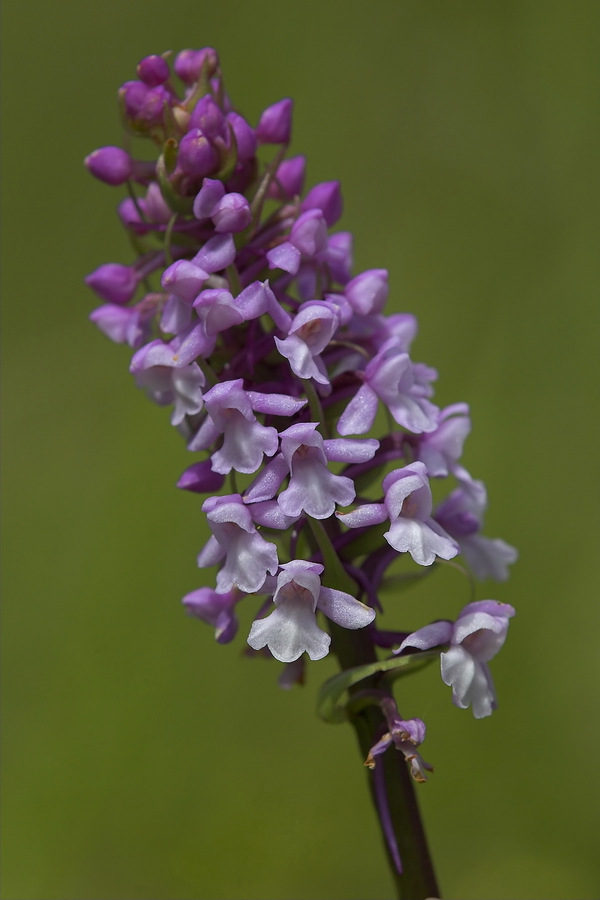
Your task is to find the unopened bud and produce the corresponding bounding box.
[290,209,328,257]
[301,180,343,227]
[326,232,353,285]
[212,193,251,233]
[144,182,172,223]
[192,178,225,220]
[174,47,219,85]
[137,54,170,87]
[85,263,139,305]
[120,81,171,130]
[161,259,209,303]
[256,98,293,144]
[225,112,257,162]
[177,460,225,493]
[85,146,132,185]
[268,155,305,200]
[177,128,219,178]
[344,269,389,316]
[190,95,225,140]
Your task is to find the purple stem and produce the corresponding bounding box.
[343,562,382,610]
[328,620,441,899]
[373,754,403,875]
[342,446,406,483]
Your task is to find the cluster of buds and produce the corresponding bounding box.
[85,48,517,787]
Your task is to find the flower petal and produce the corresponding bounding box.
[247,598,330,662]
[317,587,375,629]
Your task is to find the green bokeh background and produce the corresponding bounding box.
[2,2,599,898]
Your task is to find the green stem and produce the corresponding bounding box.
[126,179,148,222]
[313,515,440,898]
[249,145,288,234]
[197,357,218,387]
[307,517,355,595]
[164,214,177,267]
[302,380,329,438]
[329,622,441,900]
[226,263,243,297]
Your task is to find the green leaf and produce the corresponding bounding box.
[317,651,439,724]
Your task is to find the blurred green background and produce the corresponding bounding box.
[2,1,599,898]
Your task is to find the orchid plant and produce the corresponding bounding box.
[85,47,517,899]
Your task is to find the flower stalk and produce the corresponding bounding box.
[330,621,440,899]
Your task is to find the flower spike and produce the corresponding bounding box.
[86,49,517,897]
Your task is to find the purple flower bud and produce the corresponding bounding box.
[90,293,159,347]
[192,177,225,220]
[191,233,236,273]
[144,85,172,126]
[176,460,226,494]
[85,263,138,305]
[183,586,242,644]
[212,192,251,233]
[161,259,209,303]
[177,128,219,179]
[290,209,328,258]
[144,182,172,223]
[193,289,244,335]
[160,295,193,334]
[301,180,343,227]
[174,48,219,85]
[121,80,149,118]
[85,146,133,186]
[118,197,145,230]
[326,232,353,284]
[345,269,389,316]
[120,81,170,129]
[225,112,257,162]
[136,54,170,87]
[256,98,293,144]
[268,155,306,200]
[90,303,132,343]
[190,95,226,140]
